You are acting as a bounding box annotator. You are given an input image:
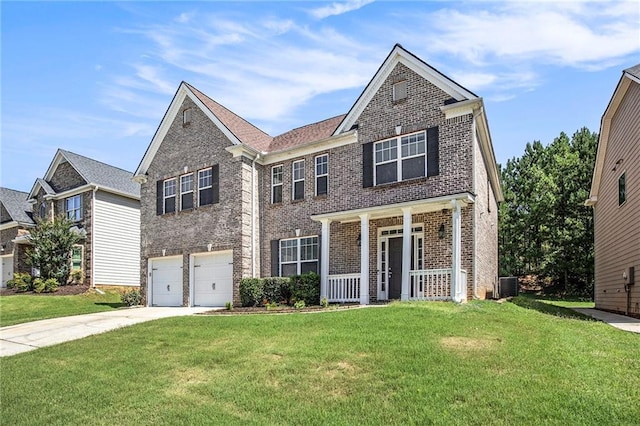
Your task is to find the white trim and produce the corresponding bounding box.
[292,159,305,201]
[271,164,283,203]
[315,153,329,196]
[440,98,482,119]
[163,178,177,214]
[179,173,194,211]
[64,194,82,222]
[197,167,213,207]
[334,45,476,135]
[320,219,331,300]
[376,223,423,301]
[0,221,35,231]
[261,130,358,165]
[359,213,370,305]
[401,208,412,301]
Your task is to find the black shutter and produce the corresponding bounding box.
[156,180,163,215]
[427,126,439,177]
[271,240,280,277]
[362,142,373,187]
[211,164,220,204]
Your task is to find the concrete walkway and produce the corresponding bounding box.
[572,308,640,334]
[0,307,214,357]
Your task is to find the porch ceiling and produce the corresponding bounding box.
[310,192,474,223]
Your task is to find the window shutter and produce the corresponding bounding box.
[427,126,439,177]
[362,142,373,187]
[271,240,280,277]
[211,164,220,204]
[156,180,163,215]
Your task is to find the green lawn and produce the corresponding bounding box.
[1,301,638,425]
[0,290,124,327]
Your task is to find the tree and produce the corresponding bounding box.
[27,215,83,285]
[498,128,597,296]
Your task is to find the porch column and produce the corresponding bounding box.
[320,219,331,300]
[401,207,412,301]
[451,200,462,302]
[359,213,370,305]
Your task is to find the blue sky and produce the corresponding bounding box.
[2,1,639,193]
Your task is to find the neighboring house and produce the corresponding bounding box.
[135,44,503,307]
[21,149,141,288]
[586,64,640,318]
[0,188,35,287]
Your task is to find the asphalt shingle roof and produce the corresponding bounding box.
[270,115,346,152]
[0,187,34,225]
[625,64,640,79]
[59,150,139,198]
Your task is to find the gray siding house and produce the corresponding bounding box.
[135,44,503,307]
[587,64,640,318]
[0,188,35,287]
[24,149,141,287]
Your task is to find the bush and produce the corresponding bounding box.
[225,301,233,310]
[320,297,329,309]
[294,300,306,310]
[290,272,320,306]
[70,270,83,285]
[240,277,293,307]
[33,278,58,293]
[7,273,33,292]
[121,289,143,306]
[239,278,264,307]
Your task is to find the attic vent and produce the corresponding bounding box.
[392,81,407,102]
[183,108,192,126]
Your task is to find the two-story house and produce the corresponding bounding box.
[586,64,640,318]
[0,188,35,287]
[135,44,503,307]
[22,149,141,288]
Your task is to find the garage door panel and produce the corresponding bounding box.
[193,252,233,307]
[151,257,183,306]
[1,256,13,289]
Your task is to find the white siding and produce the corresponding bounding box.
[93,190,140,286]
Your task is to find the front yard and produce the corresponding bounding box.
[0,290,124,327]
[1,300,638,425]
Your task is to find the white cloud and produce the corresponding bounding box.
[309,0,374,19]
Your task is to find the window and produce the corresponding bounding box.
[315,154,328,196]
[180,174,194,210]
[271,165,283,203]
[619,172,626,206]
[65,195,82,221]
[292,160,305,200]
[374,131,426,185]
[393,80,407,101]
[183,108,192,126]
[279,236,318,276]
[163,178,176,214]
[71,246,83,272]
[39,202,46,219]
[198,168,213,206]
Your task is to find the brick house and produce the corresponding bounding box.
[22,149,141,288]
[0,188,35,287]
[134,44,502,307]
[586,64,640,318]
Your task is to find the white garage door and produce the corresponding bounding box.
[150,257,183,306]
[193,251,233,307]
[1,255,13,288]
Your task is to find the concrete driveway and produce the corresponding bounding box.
[0,307,214,357]
[572,308,640,333]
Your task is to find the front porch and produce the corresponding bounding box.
[311,193,473,304]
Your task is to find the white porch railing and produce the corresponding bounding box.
[327,273,360,303]
[409,268,452,301]
[457,269,468,302]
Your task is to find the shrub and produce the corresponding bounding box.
[239,278,264,307]
[8,273,33,292]
[290,272,320,306]
[320,297,329,309]
[70,270,83,285]
[266,301,279,310]
[225,301,233,310]
[121,289,143,306]
[294,300,306,310]
[33,278,59,293]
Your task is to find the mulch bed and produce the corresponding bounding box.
[0,285,91,297]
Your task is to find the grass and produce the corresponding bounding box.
[0,290,124,327]
[1,301,639,425]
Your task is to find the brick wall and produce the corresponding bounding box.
[49,161,87,192]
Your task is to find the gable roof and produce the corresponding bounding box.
[29,149,139,200]
[587,63,640,205]
[0,187,34,226]
[334,44,477,135]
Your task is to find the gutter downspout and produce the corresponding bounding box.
[251,154,261,278]
[472,110,480,300]
[91,185,98,289]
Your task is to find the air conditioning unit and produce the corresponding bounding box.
[498,277,519,298]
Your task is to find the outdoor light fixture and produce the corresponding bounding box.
[357,233,362,247]
[162,249,166,257]
[207,243,212,252]
[438,224,445,239]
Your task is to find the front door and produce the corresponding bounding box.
[388,237,403,299]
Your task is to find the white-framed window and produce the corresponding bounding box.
[619,172,626,206]
[292,160,305,200]
[163,178,177,214]
[198,168,213,207]
[183,108,192,126]
[315,154,328,196]
[393,80,407,101]
[374,130,426,185]
[39,202,46,219]
[279,236,318,276]
[271,165,283,203]
[180,174,194,210]
[65,195,82,221]
[70,245,83,272]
